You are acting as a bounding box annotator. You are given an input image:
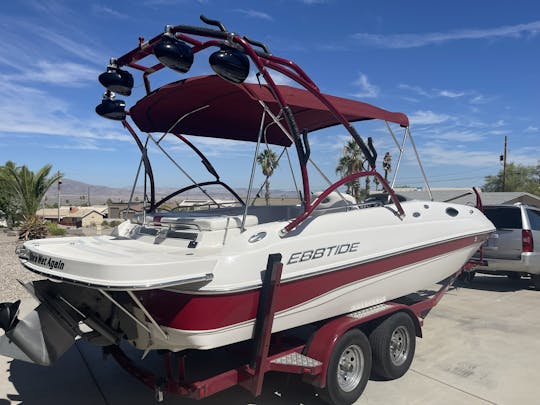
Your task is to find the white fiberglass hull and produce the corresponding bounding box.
[134,238,483,352]
[17,200,494,353]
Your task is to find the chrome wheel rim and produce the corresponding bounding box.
[337,344,364,392]
[389,326,410,366]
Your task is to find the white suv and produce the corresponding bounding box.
[471,203,540,290]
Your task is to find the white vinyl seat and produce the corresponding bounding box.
[311,191,357,215]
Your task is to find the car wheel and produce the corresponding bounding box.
[532,274,540,291]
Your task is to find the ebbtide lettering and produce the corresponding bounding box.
[287,242,360,265]
[28,252,65,270]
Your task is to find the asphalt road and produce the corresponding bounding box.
[1,274,539,405]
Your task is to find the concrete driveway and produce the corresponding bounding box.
[1,275,539,405]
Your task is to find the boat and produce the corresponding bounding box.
[0,16,494,369]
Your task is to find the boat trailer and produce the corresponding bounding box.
[106,254,463,405]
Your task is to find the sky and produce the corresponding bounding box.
[0,0,539,195]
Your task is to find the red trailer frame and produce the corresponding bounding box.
[106,254,463,403]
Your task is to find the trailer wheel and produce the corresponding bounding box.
[458,271,475,283]
[369,312,415,380]
[317,329,371,405]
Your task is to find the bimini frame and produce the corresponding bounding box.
[109,15,408,234]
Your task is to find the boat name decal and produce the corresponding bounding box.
[28,252,65,270]
[287,242,360,265]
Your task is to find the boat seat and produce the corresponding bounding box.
[246,205,302,224]
[311,191,357,216]
[149,212,258,231]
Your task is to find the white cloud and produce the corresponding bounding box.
[419,143,497,168]
[409,110,451,125]
[438,90,465,98]
[399,84,471,100]
[234,9,273,21]
[470,94,490,104]
[460,119,504,129]
[525,125,539,133]
[489,130,507,135]
[0,81,127,143]
[352,73,379,98]
[429,130,485,142]
[399,84,430,97]
[2,61,99,87]
[31,25,104,64]
[352,20,540,48]
[506,146,540,166]
[92,5,129,19]
[166,136,254,158]
[45,139,116,152]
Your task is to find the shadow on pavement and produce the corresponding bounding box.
[5,340,334,405]
[453,274,535,293]
[3,344,105,405]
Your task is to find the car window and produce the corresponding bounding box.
[483,207,522,229]
[526,209,540,231]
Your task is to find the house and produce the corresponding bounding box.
[107,202,145,219]
[381,189,540,208]
[90,205,109,218]
[37,206,105,227]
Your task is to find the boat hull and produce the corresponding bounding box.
[133,235,486,352]
[13,200,494,357]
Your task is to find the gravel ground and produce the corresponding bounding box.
[0,232,46,302]
[0,227,112,302]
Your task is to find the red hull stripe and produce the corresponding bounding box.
[135,234,486,331]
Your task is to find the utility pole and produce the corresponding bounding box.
[57,173,62,223]
[501,136,507,192]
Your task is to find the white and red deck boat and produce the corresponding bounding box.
[1,16,493,369]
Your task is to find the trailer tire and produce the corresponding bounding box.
[458,271,475,283]
[369,312,415,380]
[317,328,371,405]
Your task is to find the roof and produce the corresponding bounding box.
[395,190,540,208]
[108,202,145,211]
[90,205,108,214]
[37,207,105,219]
[129,75,409,147]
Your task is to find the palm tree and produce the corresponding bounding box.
[256,148,279,206]
[335,140,364,201]
[0,161,63,220]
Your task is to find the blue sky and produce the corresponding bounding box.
[0,0,539,194]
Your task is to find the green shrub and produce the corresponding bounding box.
[47,221,66,236]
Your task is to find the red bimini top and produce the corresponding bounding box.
[129,75,409,147]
